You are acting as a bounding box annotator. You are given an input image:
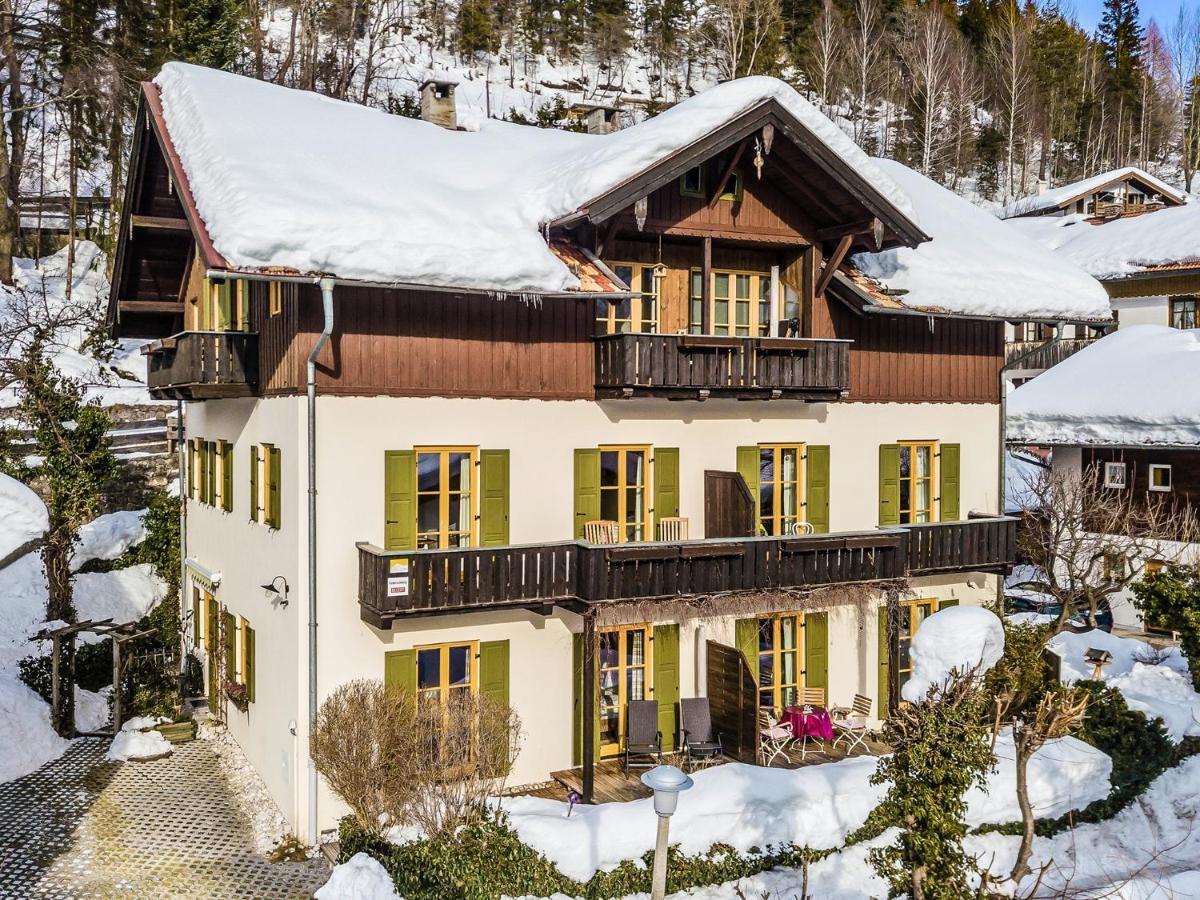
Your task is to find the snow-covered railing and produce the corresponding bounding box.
[594,333,850,400]
[1004,338,1099,371]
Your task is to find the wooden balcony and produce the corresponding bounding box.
[144,331,258,400]
[1005,338,1098,371]
[594,333,850,401]
[357,516,1017,627]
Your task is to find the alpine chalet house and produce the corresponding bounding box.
[1007,326,1200,632]
[996,167,1182,381]
[109,62,1107,840]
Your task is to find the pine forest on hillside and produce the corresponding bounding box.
[2,0,1200,289]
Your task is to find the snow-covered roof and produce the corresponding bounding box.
[1010,202,1200,280]
[998,166,1186,219]
[152,63,920,295]
[847,160,1111,321]
[1007,325,1200,447]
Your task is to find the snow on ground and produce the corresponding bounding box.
[314,852,400,900]
[105,715,172,761]
[499,734,1110,883]
[0,553,49,672]
[0,473,47,560]
[853,160,1111,320]
[72,563,165,630]
[1050,629,1200,742]
[199,722,296,855]
[154,63,914,295]
[1009,200,1200,280]
[997,166,1186,219]
[71,509,147,571]
[1008,326,1200,447]
[0,672,69,782]
[74,686,111,733]
[901,605,1005,702]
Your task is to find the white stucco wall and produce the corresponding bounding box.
[184,394,1003,837]
[1112,296,1169,328]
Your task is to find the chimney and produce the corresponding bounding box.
[571,102,620,135]
[1035,178,1049,196]
[419,79,458,130]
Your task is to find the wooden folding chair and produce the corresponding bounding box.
[758,708,793,767]
[657,516,689,542]
[584,520,620,544]
[831,693,873,755]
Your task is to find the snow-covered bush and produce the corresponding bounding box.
[900,605,1005,702]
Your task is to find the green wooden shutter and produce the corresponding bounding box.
[383,649,416,696]
[652,624,680,751]
[479,640,510,708]
[736,446,760,526]
[205,442,216,506]
[206,598,217,653]
[384,450,416,551]
[573,449,601,539]
[244,623,255,700]
[221,441,234,512]
[877,606,890,717]
[653,448,680,533]
[803,611,828,695]
[805,445,830,534]
[879,444,901,527]
[267,446,282,529]
[223,610,236,680]
[192,591,200,644]
[939,443,961,522]
[188,440,197,499]
[249,445,259,522]
[939,598,960,609]
[572,633,600,766]
[217,280,233,331]
[735,617,759,677]
[479,450,510,547]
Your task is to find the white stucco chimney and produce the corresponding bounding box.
[419,79,458,130]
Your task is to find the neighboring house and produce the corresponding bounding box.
[108,62,1104,840]
[1007,325,1200,631]
[999,166,1186,221]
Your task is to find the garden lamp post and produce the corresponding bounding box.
[640,764,694,900]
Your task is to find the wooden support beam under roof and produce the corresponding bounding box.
[816,216,884,250]
[708,140,748,209]
[119,299,185,314]
[814,233,854,298]
[130,214,190,232]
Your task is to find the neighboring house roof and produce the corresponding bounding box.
[1007,325,1200,447]
[150,63,924,295]
[1009,202,1200,282]
[841,159,1111,321]
[998,166,1187,219]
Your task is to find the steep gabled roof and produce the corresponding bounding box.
[1007,325,1200,447]
[998,166,1187,219]
[836,159,1110,321]
[145,63,926,295]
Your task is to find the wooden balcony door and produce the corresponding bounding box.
[689,269,771,337]
[598,623,653,757]
[415,447,478,549]
[704,470,755,538]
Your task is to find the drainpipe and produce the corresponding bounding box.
[177,400,187,681]
[307,278,335,845]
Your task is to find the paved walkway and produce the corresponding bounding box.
[0,737,330,898]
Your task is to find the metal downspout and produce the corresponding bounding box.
[307,278,335,845]
[177,400,187,680]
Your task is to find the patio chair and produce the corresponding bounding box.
[584,520,620,544]
[679,697,723,771]
[788,520,815,535]
[830,694,873,755]
[623,700,663,773]
[657,516,689,541]
[800,686,826,707]
[758,708,793,767]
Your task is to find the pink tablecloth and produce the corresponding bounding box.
[782,706,834,741]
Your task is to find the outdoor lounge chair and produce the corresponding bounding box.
[758,708,793,767]
[830,694,873,755]
[623,700,663,773]
[679,697,723,771]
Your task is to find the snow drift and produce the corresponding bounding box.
[900,605,1005,702]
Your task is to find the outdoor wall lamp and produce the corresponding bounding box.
[641,764,694,900]
[262,576,290,608]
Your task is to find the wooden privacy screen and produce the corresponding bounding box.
[706,640,758,763]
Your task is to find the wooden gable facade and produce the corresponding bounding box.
[112,82,1005,405]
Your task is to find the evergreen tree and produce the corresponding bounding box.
[173,0,243,69]
[457,0,498,59]
[1098,0,1144,99]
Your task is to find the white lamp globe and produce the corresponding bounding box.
[640,764,694,817]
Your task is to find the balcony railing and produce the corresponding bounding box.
[594,333,850,400]
[357,516,1017,627]
[144,331,258,400]
[1005,338,1098,371]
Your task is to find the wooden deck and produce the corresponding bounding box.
[540,736,890,804]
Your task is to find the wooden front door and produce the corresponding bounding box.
[704,470,755,538]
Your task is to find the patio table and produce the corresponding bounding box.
[782,705,834,741]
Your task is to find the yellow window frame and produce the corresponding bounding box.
[268,282,283,317]
[598,623,653,757]
[413,640,479,707]
[598,444,652,543]
[757,443,806,536]
[414,446,479,550]
[757,612,804,712]
[597,261,661,335]
[897,598,939,685]
[689,268,772,337]
[235,614,250,684]
[898,440,938,524]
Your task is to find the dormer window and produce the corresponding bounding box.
[680,166,704,198]
[719,168,743,202]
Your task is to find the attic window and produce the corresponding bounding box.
[1103,462,1127,489]
[680,167,704,198]
[1149,464,1172,492]
[719,169,743,202]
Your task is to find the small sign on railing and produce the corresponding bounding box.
[387,558,410,598]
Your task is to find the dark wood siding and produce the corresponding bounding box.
[1084,447,1200,509]
[249,281,304,396]
[817,297,1002,403]
[293,284,594,399]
